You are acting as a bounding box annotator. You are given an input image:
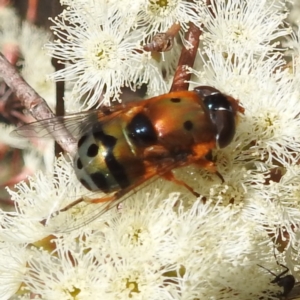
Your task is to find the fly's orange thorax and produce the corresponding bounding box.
[140,91,217,152]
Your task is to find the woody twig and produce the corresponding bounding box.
[0,53,76,155]
[170,22,201,92]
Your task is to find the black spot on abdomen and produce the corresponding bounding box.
[78,135,88,148]
[77,158,83,169]
[93,126,130,189]
[90,172,109,192]
[87,144,99,157]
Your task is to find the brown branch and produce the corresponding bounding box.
[0,52,77,155]
[0,53,54,119]
[26,0,39,23]
[0,0,10,6]
[170,22,202,92]
[52,57,65,156]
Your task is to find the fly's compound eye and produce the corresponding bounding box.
[203,93,236,148]
[126,112,157,146]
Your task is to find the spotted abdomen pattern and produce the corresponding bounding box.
[74,119,145,192]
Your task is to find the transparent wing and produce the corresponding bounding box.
[54,176,160,233]
[12,106,125,140]
[54,159,183,233]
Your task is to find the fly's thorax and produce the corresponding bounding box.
[142,95,217,150]
[74,120,145,192]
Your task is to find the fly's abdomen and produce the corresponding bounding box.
[74,120,145,192]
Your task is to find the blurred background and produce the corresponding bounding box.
[0,0,63,210]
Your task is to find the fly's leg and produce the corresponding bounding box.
[194,157,224,183]
[52,193,117,217]
[162,170,200,197]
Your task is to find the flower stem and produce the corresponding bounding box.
[170,22,201,92]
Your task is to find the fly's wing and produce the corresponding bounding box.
[12,105,127,140]
[52,159,183,233]
[54,183,153,233]
[53,176,160,233]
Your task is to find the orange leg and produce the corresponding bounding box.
[162,171,200,197]
[58,193,116,213]
[193,158,224,183]
[57,164,159,215]
[193,157,217,172]
[58,198,84,213]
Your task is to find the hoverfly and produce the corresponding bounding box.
[259,264,300,300]
[14,86,243,229]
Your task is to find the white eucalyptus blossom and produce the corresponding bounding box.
[284,26,300,91]
[19,22,55,107]
[199,0,291,54]
[0,169,282,299]
[0,245,28,299]
[2,155,87,243]
[0,7,20,48]
[135,0,201,45]
[193,50,300,166]
[46,3,165,110]
[0,124,30,150]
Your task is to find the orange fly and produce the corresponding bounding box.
[14,86,243,228]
